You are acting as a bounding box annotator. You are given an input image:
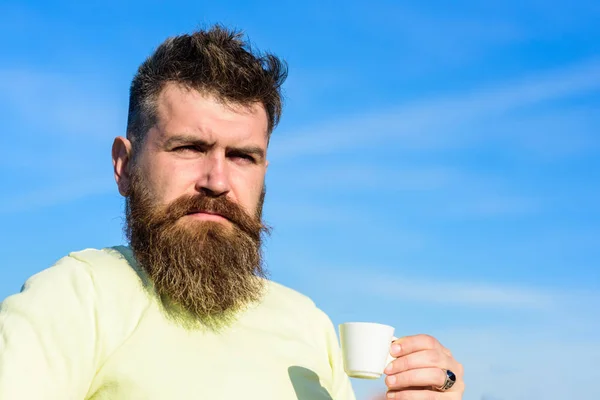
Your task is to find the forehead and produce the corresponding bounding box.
[152,83,269,144]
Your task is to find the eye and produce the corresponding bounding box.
[229,153,256,164]
[173,145,200,153]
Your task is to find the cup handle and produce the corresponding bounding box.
[386,336,399,365]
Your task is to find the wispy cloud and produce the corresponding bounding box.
[269,162,544,220]
[270,165,462,191]
[0,68,124,140]
[442,195,541,217]
[355,273,554,310]
[0,68,124,214]
[3,60,595,220]
[367,5,525,67]
[265,201,355,225]
[355,324,600,400]
[310,266,599,311]
[0,177,115,214]
[435,325,600,400]
[337,269,600,399]
[484,105,600,157]
[270,58,600,160]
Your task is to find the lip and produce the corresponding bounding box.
[186,211,229,222]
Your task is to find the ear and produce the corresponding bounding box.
[112,136,133,196]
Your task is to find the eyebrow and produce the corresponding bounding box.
[162,134,211,149]
[228,145,266,161]
[163,134,266,161]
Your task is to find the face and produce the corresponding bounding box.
[115,83,269,220]
[112,84,270,325]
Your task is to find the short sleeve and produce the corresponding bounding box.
[0,255,101,399]
[316,309,356,400]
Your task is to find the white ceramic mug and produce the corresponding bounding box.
[339,322,397,379]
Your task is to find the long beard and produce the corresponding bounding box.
[124,170,268,327]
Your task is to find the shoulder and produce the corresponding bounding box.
[19,246,149,296]
[263,280,317,309]
[63,246,153,311]
[12,246,152,320]
[259,280,341,356]
[261,280,334,326]
[65,246,149,287]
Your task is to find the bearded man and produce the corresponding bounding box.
[0,26,464,400]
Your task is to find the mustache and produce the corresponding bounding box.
[163,194,266,239]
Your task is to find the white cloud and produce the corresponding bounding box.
[0,68,125,213]
[264,201,355,225]
[321,265,600,399]
[0,68,124,140]
[443,195,541,217]
[269,58,600,161]
[482,105,600,157]
[374,6,524,67]
[0,177,115,214]
[268,162,543,219]
[311,266,599,312]
[350,272,553,310]
[349,321,600,400]
[440,326,600,400]
[270,165,462,192]
[3,59,596,220]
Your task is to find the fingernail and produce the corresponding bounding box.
[391,344,401,355]
[384,362,393,373]
[387,393,395,399]
[386,375,396,385]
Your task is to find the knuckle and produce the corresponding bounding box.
[387,358,397,373]
[386,372,401,388]
[421,333,434,342]
[394,393,411,400]
[427,350,442,365]
[413,333,432,349]
[397,371,414,387]
[419,392,440,400]
[436,368,447,385]
[422,334,438,348]
[389,357,404,373]
[399,356,411,371]
[396,391,439,400]
[405,370,422,387]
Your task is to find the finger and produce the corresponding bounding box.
[385,367,447,391]
[388,381,466,399]
[441,347,452,358]
[386,389,445,399]
[391,334,444,357]
[385,349,454,375]
[452,361,464,379]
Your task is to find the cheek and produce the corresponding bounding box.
[230,171,265,213]
[142,158,199,205]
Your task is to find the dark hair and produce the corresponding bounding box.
[126,25,287,152]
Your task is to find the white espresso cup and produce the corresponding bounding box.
[339,322,397,379]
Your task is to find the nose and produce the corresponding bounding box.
[195,153,230,197]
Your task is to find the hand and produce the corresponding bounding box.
[383,334,465,399]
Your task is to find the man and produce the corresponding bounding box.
[0,26,464,399]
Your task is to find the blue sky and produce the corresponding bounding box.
[0,1,599,399]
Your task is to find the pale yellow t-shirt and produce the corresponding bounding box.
[0,246,355,400]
